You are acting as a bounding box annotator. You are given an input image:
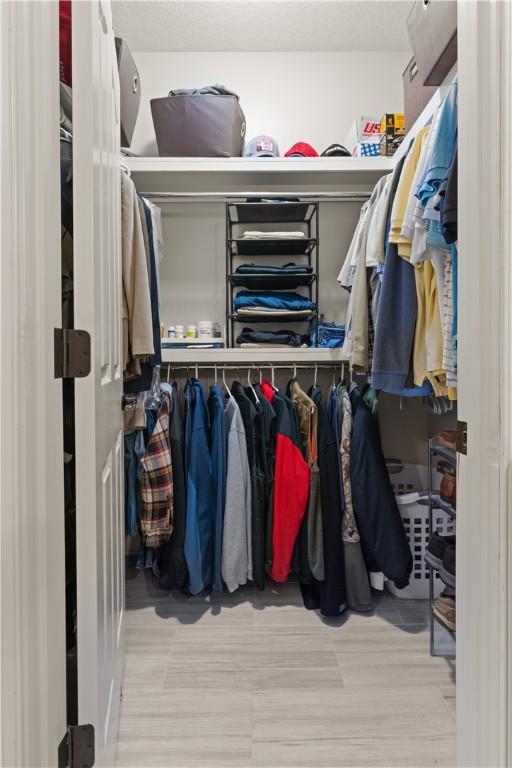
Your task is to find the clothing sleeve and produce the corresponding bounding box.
[121,172,154,369]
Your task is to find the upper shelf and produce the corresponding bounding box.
[125,156,394,196]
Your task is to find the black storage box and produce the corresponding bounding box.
[150,94,246,157]
[402,57,438,130]
[115,37,141,148]
[407,0,457,86]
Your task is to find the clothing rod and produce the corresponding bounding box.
[162,363,347,371]
[140,192,371,203]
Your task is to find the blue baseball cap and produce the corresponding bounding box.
[243,135,280,158]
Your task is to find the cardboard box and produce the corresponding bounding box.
[380,113,405,136]
[345,116,381,155]
[380,133,405,157]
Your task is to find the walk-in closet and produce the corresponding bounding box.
[4,2,512,767]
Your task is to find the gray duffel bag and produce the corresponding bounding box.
[150,85,247,157]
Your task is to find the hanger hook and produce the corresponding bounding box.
[314,363,318,387]
[195,363,199,379]
[166,363,171,384]
[271,364,275,388]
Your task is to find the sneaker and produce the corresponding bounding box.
[440,544,456,588]
[433,596,456,632]
[425,532,456,570]
[437,430,457,451]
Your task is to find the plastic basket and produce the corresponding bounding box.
[385,461,455,599]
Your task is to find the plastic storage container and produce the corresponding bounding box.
[386,461,454,599]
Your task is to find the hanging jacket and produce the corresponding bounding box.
[222,396,252,592]
[184,380,214,594]
[300,387,347,617]
[208,385,228,592]
[290,380,324,582]
[158,383,188,591]
[244,383,276,590]
[261,380,310,583]
[230,381,263,587]
[337,383,372,612]
[349,385,413,589]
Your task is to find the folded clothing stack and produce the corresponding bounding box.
[236,327,309,348]
[234,291,316,316]
[235,262,313,275]
[310,320,346,348]
[241,230,306,240]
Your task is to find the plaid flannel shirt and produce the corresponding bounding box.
[139,393,173,548]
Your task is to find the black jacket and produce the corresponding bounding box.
[349,386,412,589]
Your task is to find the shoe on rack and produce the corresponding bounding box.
[440,544,456,588]
[437,430,457,451]
[433,596,456,632]
[425,532,456,571]
[438,460,456,508]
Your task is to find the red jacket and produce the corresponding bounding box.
[261,381,310,582]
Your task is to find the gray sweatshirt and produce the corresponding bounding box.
[222,397,252,592]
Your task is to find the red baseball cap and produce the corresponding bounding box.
[284,142,319,158]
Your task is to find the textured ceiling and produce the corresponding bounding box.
[112,1,412,52]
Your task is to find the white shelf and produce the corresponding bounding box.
[125,156,394,196]
[126,156,394,175]
[161,347,348,364]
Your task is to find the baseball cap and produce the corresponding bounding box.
[284,142,319,158]
[243,135,280,158]
[321,143,352,157]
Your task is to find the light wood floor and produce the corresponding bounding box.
[116,568,455,768]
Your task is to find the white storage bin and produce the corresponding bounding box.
[385,461,454,599]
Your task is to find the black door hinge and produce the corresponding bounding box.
[456,420,468,455]
[54,328,91,379]
[58,724,95,768]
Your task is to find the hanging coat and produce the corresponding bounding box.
[261,380,310,583]
[349,385,413,589]
[158,383,188,591]
[208,384,228,592]
[300,387,347,618]
[184,380,214,594]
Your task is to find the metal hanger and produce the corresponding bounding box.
[247,367,259,404]
[314,363,318,388]
[222,367,233,398]
[270,365,279,392]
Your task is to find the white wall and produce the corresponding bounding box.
[130,50,410,155]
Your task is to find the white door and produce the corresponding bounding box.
[0,2,67,766]
[72,1,124,764]
[458,1,512,765]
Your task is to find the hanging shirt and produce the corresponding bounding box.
[388,126,431,260]
[139,393,173,548]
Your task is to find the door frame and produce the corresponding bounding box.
[0,2,67,766]
[1,1,512,766]
[457,1,512,765]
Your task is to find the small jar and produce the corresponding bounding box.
[186,324,197,339]
[167,325,176,338]
[213,322,222,338]
[175,324,185,339]
[198,320,213,338]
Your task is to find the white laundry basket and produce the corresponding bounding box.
[385,460,455,599]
